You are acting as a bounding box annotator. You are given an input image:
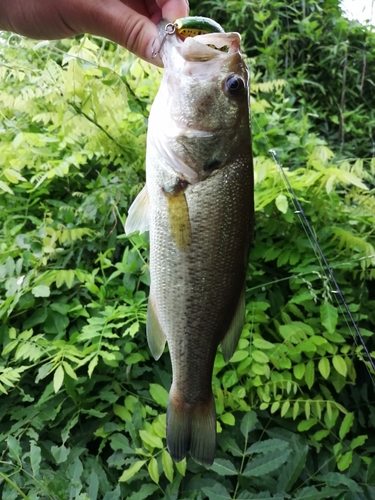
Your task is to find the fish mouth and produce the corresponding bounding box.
[176,32,241,62]
[158,20,241,63]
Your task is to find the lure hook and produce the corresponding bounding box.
[151,22,176,59]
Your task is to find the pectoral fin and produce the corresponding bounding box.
[221,286,246,363]
[147,296,167,360]
[125,185,149,235]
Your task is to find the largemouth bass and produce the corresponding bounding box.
[125,20,254,466]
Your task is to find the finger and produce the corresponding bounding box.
[156,0,189,22]
[83,1,162,65]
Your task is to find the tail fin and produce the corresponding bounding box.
[166,389,216,467]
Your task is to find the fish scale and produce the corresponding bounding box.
[125,19,254,466]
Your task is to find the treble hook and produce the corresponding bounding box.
[151,22,176,59]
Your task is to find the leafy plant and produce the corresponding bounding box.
[1,3,375,498]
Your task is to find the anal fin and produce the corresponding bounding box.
[221,286,246,363]
[146,296,167,360]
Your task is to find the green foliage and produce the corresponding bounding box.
[190,0,375,159]
[1,3,375,498]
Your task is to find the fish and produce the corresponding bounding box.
[125,20,254,467]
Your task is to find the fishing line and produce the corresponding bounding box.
[269,149,375,377]
[250,109,375,380]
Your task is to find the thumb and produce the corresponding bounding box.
[157,0,190,23]
[84,1,160,64]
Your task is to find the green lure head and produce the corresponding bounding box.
[174,16,225,40]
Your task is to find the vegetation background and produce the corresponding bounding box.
[1,0,375,498]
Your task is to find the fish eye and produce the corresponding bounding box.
[224,74,245,96]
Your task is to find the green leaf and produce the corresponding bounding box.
[44,310,69,334]
[339,412,354,440]
[312,429,329,441]
[240,411,258,438]
[318,357,330,379]
[218,436,242,457]
[293,363,305,380]
[298,418,318,432]
[113,404,131,422]
[237,492,285,499]
[119,460,146,482]
[32,285,51,297]
[6,436,22,465]
[126,353,145,364]
[0,180,14,194]
[350,435,367,449]
[366,458,375,483]
[149,383,168,408]
[29,440,41,476]
[243,448,291,477]
[304,401,311,420]
[221,413,235,426]
[279,322,314,342]
[293,486,333,499]
[304,360,315,389]
[87,469,99,500]
[230,350,248,362]
[51,444,70,464]
[23,308,48,329]
[139,430,163,449]
[335,170,368,190]
[109,434,134,454]
[162,449,174,483]
[270,402,280,414]
[62,361,78,380]
[202,484,231,500]
[320,302,338,333]
[175,458,186,477]
[332,355,347,377]
[316,472,361,492]
[253,338,274,349]
[337,451,352,471]
[148,457,159,484]
[210,458,238,476]
[281,401,290,417]
[53,365,64,393]
[88,355,99,378]
[127,484,159,500]
[64,269,75,288]
[252,350,269,363]
[222,370,238,388]
[277,440,308,492]
[293,401,300,420]
[275,194,288,213]
[247,438,289,455]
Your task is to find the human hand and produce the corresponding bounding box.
[0,0,189,65]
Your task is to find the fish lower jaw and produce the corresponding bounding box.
[181,128,214,138]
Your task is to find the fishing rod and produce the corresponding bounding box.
[268,148,375,378]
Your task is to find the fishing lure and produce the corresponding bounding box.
[174,16,225,39]
[152,16,227,59]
